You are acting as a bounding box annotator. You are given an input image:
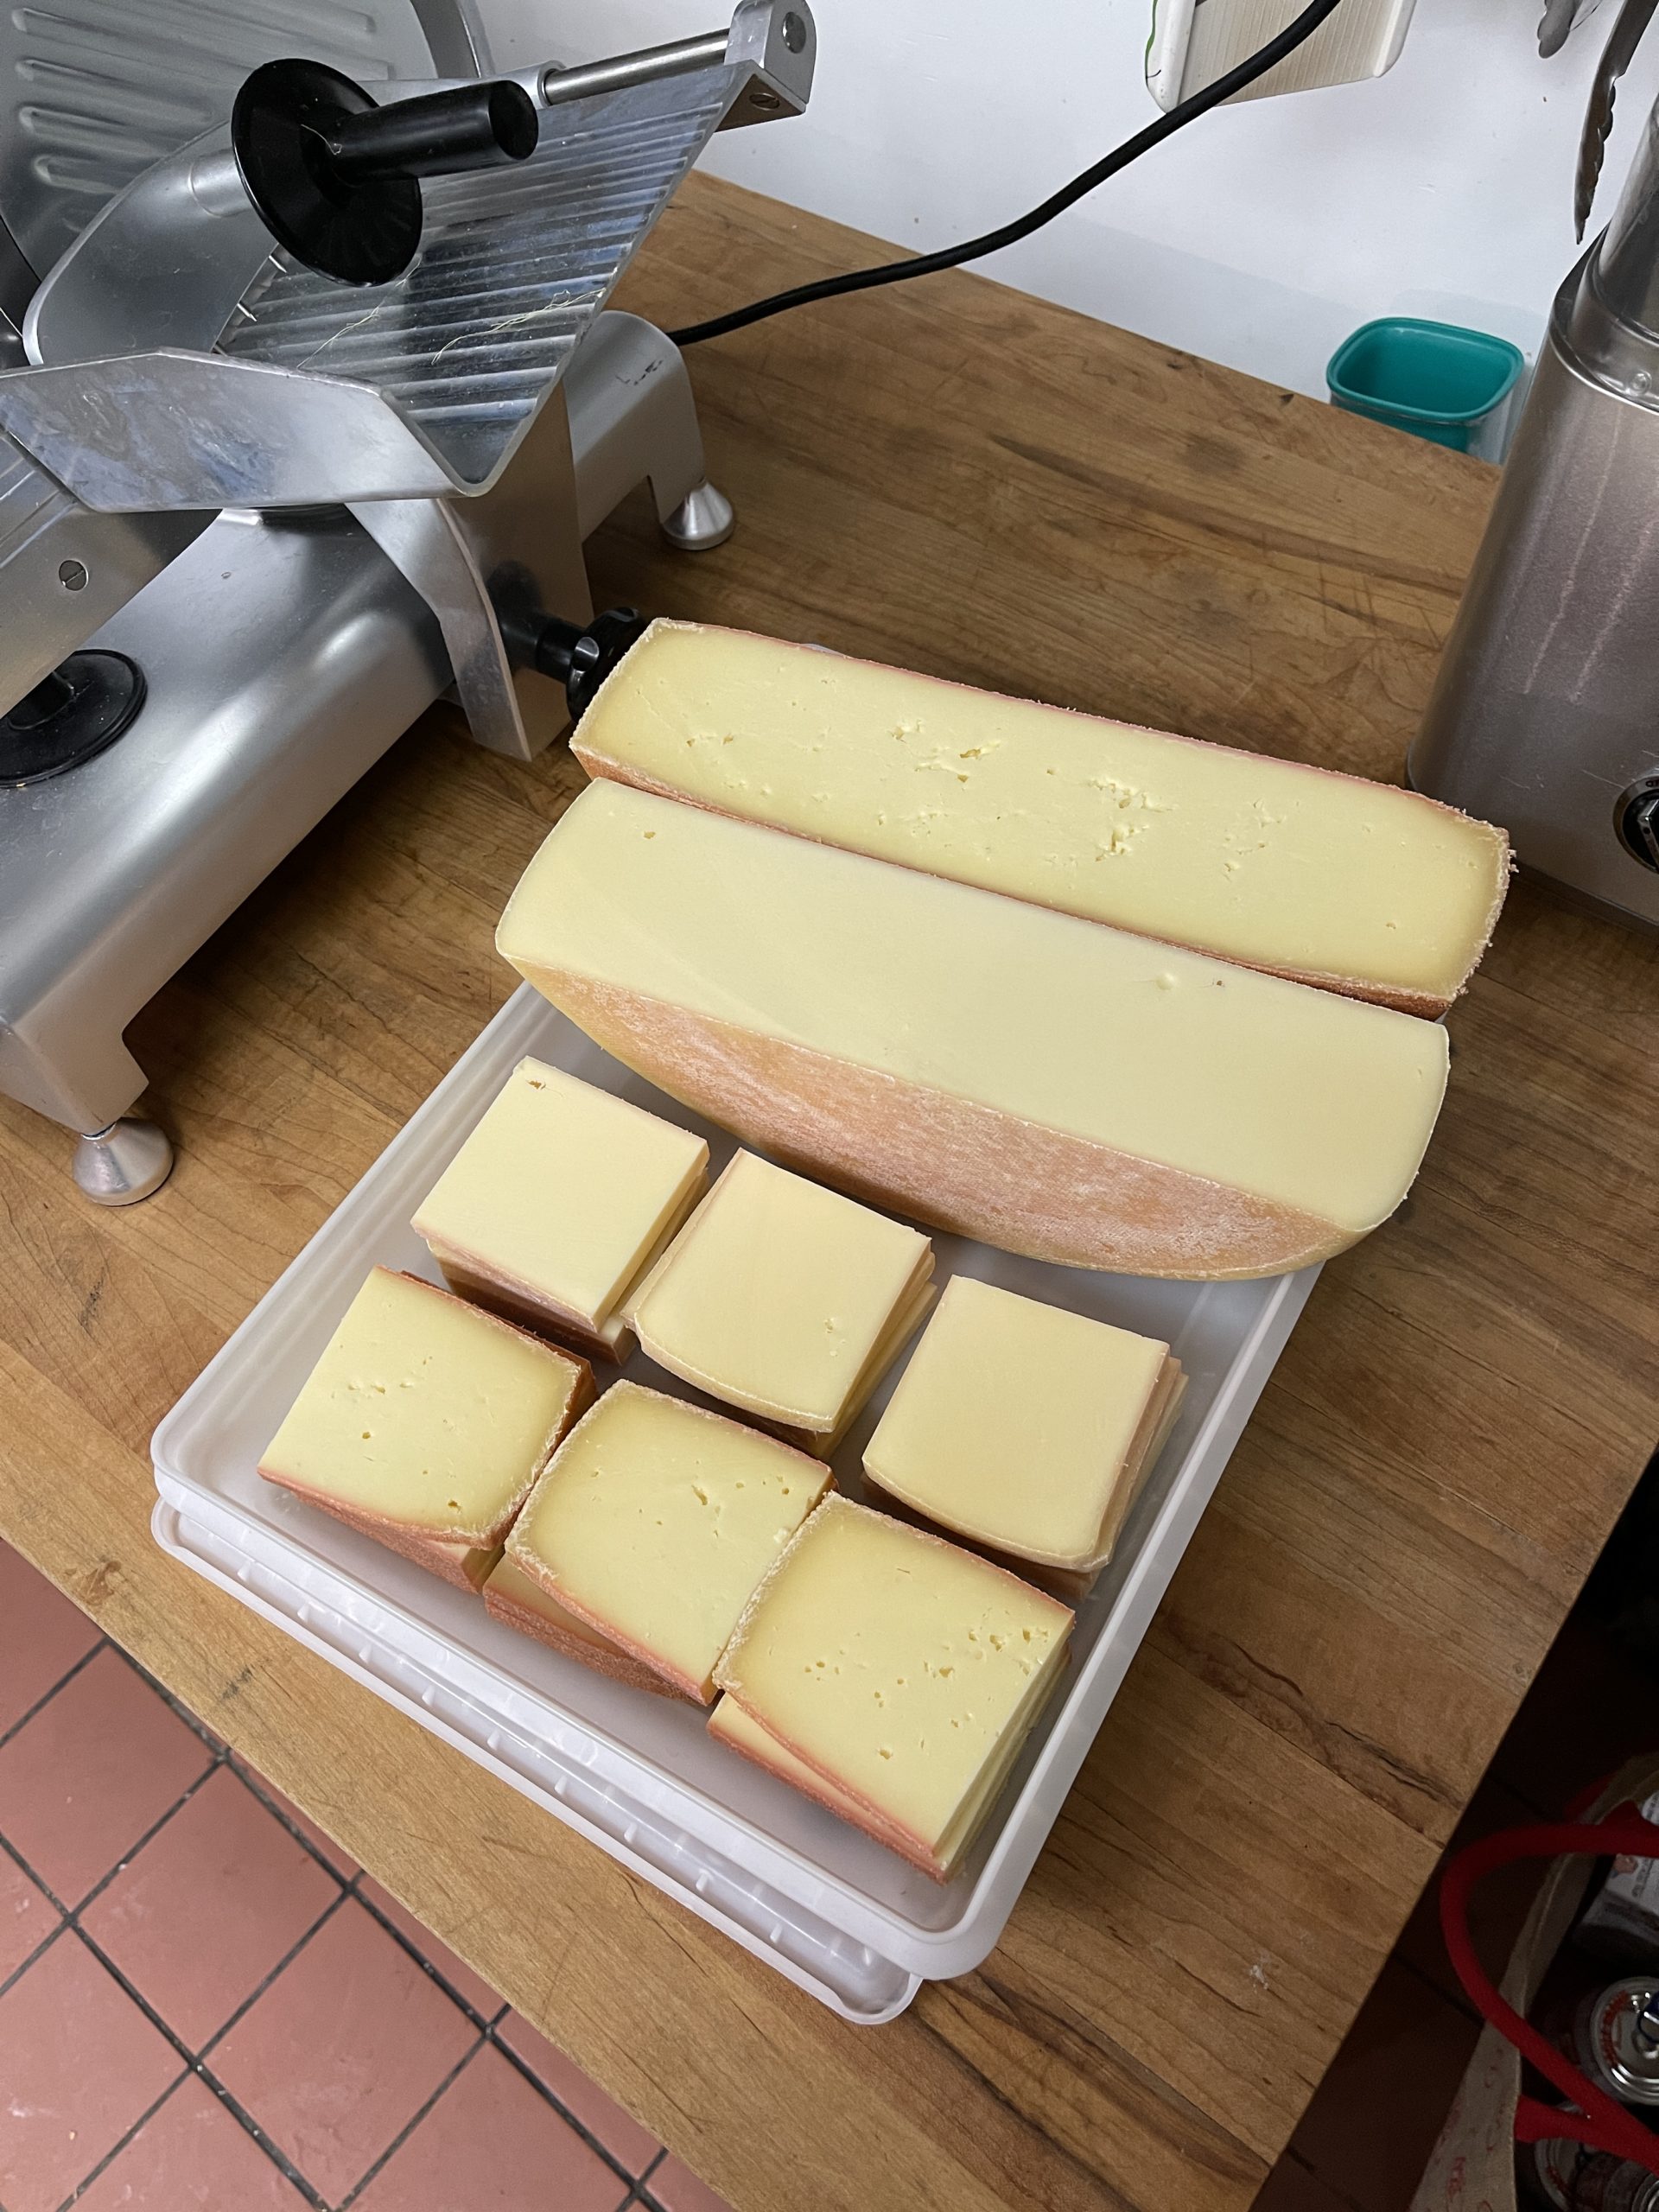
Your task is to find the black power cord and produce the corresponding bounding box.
[670,0,1347,347]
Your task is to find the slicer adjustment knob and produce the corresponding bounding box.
[232,60,539,287]
[512,606,649,722]
[1617,777,1659,874]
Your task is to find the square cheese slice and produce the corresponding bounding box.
[624,1151,934,1449]
[505,1381,832,1703]
[862,1277,1184,1572]
[258,1267,594,1591]
[412,1058,708,1362]
[712,1496,1072,1879]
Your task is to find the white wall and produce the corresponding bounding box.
[480,0,1659,398]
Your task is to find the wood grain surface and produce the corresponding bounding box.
[3,175,1656,2212]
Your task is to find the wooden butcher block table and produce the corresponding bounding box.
[3,176,1656,2212]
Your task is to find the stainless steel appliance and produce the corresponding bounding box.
[0,0,816,1201]
[1410,95,1659,932]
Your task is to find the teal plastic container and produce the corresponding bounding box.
[1325,318,1526,461]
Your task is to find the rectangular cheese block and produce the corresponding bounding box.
[713,1496,1072,1879]
[496,781,1451,1279]
[505,1381,832,1702]
[862,1277,1182,1570]
[481,1554,673,1698]
[623,1151,933,1446]
[574,620,1510,1015]
[412,1058,707,1362]
[258,1267,593,1591]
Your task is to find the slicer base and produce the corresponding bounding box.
[0,310,734,1201]
[663,480,736,550]
[73,1118,175,1205]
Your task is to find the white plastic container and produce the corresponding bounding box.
[152,985,1319,2023]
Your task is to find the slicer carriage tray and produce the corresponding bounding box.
[152,984,1317,2023]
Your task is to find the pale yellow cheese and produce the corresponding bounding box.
[709,1674,1058,1874]
[484,1554,626,1655]
[863,1278,1175,1568]
[412,1058,707,1346]
[625,1151,932,1435]
[575,621,1510,1013]
[257,1266,590,1547]
[714,1497,1071,1872]
[505,1382,831,1701]
[810,1276,936,1456]
[496,781,1451,1278]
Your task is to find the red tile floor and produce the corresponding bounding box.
[0,1543,730,2212]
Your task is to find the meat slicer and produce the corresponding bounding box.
[0,0,816,1202]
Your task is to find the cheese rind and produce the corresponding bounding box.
[412,1058,707,1356]
[624,1151,933,1440]
[574,620,1510,1014]
[497,782,1451,1279]
[862,1277,1175,1568]
[257,1267,593,1586]
[714,1496,1071,1876]
[505,1382,831,1701]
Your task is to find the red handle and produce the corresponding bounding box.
[1438,1807,1659,2176]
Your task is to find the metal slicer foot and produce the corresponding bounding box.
[73,1117,175,1205]
[660,480,734,550]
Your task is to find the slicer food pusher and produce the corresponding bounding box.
[0,0,816,1201]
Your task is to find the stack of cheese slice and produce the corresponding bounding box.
[258,1266,593,1590]
[573,620,1511,1016]
[498,780,1452,1280]
[412,1058,707,1362]
[481,1552,673,1697]
[710,1496,1073,1880]
[623,1151,934,1452]
[499,1381,831,1702]
[862,1277,1184,1592]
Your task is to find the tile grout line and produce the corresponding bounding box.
[0,1636,110,1756]
[174,2069,331,2212]
[192,1888,353,2067]
[0,1907,70,2005]
[116,1647,240,1763]
[82,1655,678,2192]
[483,2016,658,2193]
[226,1753,359,1889]
[0,1826,329,2211]
[57,2066,192,2212]
[4,1661,670,2205]
[347,1877,509,2036]
[334,2030,488,2210]
[323,1862,665,2190]
[57,1754,226,1925]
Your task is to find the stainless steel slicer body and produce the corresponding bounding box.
[0,0,816,1199]
[1411,98,1659,931]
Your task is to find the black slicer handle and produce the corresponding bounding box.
[322,81,538,183]
[232,59,539,287]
